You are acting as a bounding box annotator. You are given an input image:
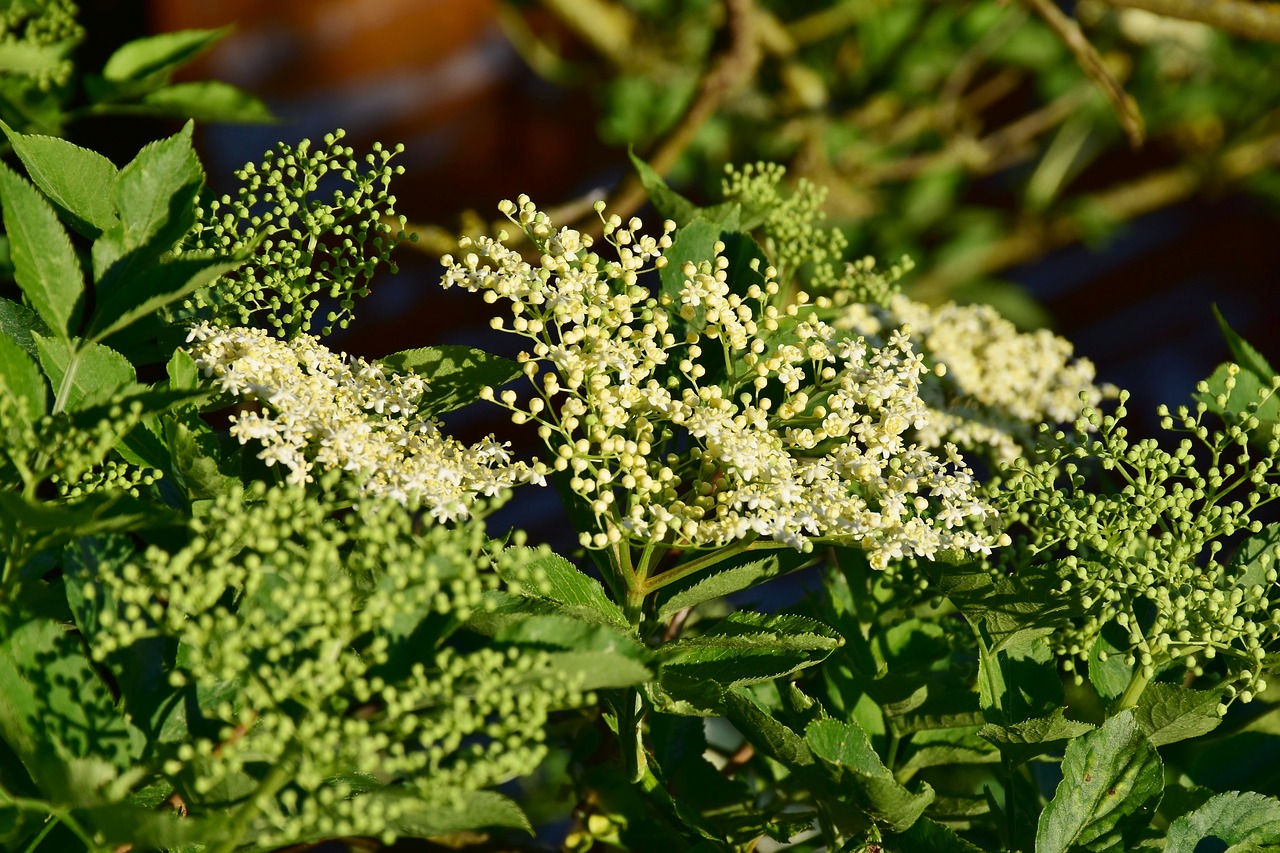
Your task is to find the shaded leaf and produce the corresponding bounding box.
[806,717,935,833]
[1036,710,1164,853]
[1132,683,1222,747]
[0,297,45,357]
[980,709,1095,766]
[88,253,245,342]
[385,788,532,837]
[381,345,521,416]
[1213,305,1275,381]
[32,332,134,411]
[629,148,699,225]
[887,816,985,853]
[0,330,46,422]
[1165,791,1280,853]
[0,160,83,338]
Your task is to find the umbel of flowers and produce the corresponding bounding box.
[186,322,546,521]
[440,197,1007,605]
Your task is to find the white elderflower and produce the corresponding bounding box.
[185,323,546,518]
[442,198,1004,573]
[840,294,1117,464]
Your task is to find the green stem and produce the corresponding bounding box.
[1116,665,1153,711]
[639,534,782,595]
[20,815,56,853]
[618,688,646,783]
[211,749,295,853]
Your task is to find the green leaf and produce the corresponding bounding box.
[383,788,532,837]
[135,81,275,124]
[543,650,652,691]
[495,612,646,657]
[498,548,628,628]
[0,161,84,339]
[1089,616,1135,702]
[1195,362,1280,428]
[32,332,134,411]
[163,414,239,502]
[1131,683,1222,747]
[0,121,118,238]
[0,583,138,805]
[0,298,45,357]
[887,816,986,852]
[722,688,813,767]
[1036,710,1164,853]
[1231,524,1280,592]
[980,709,1096,766]
[805,717,935,832]
[0,330,46,422]
[1213,305,1276,381]
[88,253,246,342]
[1165,791,1280,853]
[656,555,786,621]
[629,148,700,225]
[102,28,229,84]
[658,217,721,325]
[381,345,521,416]
[106,120,203,261]
[935,557,1078,654]
[978,633,1062,726]
[662,611,841,688]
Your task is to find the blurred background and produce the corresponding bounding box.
[76,0,1280,465]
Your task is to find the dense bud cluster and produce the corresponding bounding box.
[0,0,82,89]
[998,375,1280,704]
[721,162,849,290]
[185,322,546,520]
[442,198,1004,567]
[88,481,581,847]
[179,131,408,338]
[841,294,1116,463]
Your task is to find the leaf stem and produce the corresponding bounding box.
[1117,665,1152,711]
[639,534,782,595]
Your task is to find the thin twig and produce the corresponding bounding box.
[1101,0,1280,43]
[1023,0,1145,147]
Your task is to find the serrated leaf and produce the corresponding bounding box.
[88,253,245,342]
[0,160,84,339]
[722,688,813,767]
[656,556,785,621]
[382,788,532,837]
[888,817,986,852]
[0,121,118,238]
[136,81,274,123]
[1213,306,1276,381]
[1231,524,1280,593]
[1195,362,1280,429]
[980,709,1095,766]
[102,28,228,84]
[806,717,935,832]
[629,148,700,224]
[32,332,134,411]
[0,298,45,357]
[1036,710,1164,853]
[381,345,521,416]
[662,611,840,688]
[0,330,46,422]
[106,121,203,263]
[498,548,628,628]
[1165,791,1280,853]
[1131,683,1222,747]
[495,612,646,657]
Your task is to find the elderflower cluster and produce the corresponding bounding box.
[998,375,1280,704]
[840,294,1116,464]
[87,482,581,848]
[185,322,545,520]
[441,198,1003,569]
[178,131,408,338]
